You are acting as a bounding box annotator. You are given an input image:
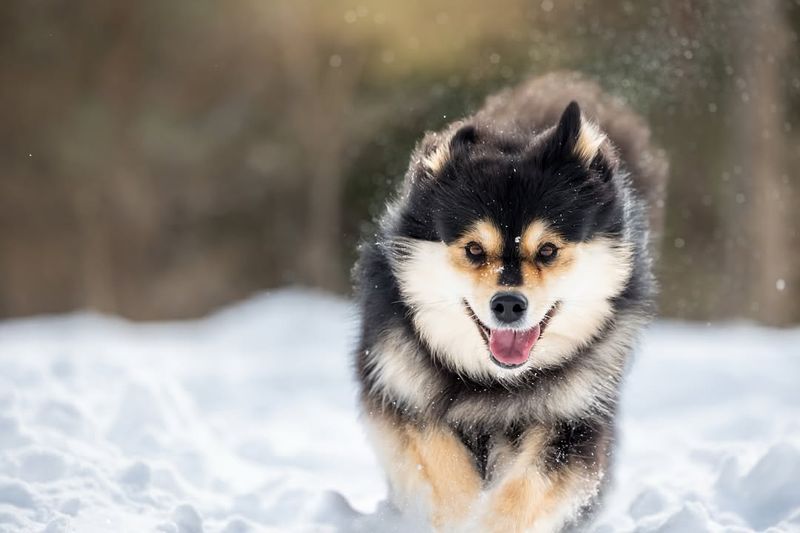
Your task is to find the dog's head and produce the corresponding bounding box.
[390,102,636,381]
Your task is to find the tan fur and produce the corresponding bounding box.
[424,142,451,174]
[574,120,606,165]
[449,217,635,373]
[519,220,567,260]
[365,414,482,528]
[395,217,634,380]
[480,428,601,533]
[448,218,581,310]
[518,220,577,289]
[448,219,505,293]
[367,413,602,532]
[449,219,582,297]
[484,471,588,533]
[482,426,549,532]
[460,220,504,257]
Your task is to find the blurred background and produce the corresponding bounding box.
[1,0,798,325]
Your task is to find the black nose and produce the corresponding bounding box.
[490,292,527,324]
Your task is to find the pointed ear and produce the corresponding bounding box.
[553,101,582,153]
[552,101,606,166]
[449,123,478,151]
[421,123,478,175]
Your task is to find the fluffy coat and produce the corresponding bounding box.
[354,72,667,532]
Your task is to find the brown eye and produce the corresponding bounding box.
[537,243,558,263]
[465,242,485,261]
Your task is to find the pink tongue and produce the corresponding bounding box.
[489,325,541,366]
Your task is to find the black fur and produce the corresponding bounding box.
[353,73,667,529]
[397,113,623,248]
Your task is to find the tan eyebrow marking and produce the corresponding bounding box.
[457,219,503,257]
[519,220,566,259]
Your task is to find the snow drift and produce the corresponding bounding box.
[0,289,798,532]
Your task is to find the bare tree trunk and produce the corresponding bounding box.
[733,1,793,325]
[273,2,359,291]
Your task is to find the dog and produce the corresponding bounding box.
[354,72,667,532]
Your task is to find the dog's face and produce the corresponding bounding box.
[393,102,635,381]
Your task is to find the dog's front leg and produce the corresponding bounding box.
[364,414,482,530]
[478,429,602,533]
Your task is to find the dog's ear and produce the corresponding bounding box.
[449,123,478,154]
[549,101,606,167]
[420,123,478,176]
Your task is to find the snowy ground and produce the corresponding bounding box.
[0,289,798,533]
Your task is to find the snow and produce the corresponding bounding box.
[0,288,798,532]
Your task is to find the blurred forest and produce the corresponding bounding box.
[1,0,799,325]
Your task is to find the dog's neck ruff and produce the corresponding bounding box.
[363,305,645,429]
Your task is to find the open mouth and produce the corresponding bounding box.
[464,300,559,369]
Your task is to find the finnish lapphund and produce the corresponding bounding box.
[354,72,668,532]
